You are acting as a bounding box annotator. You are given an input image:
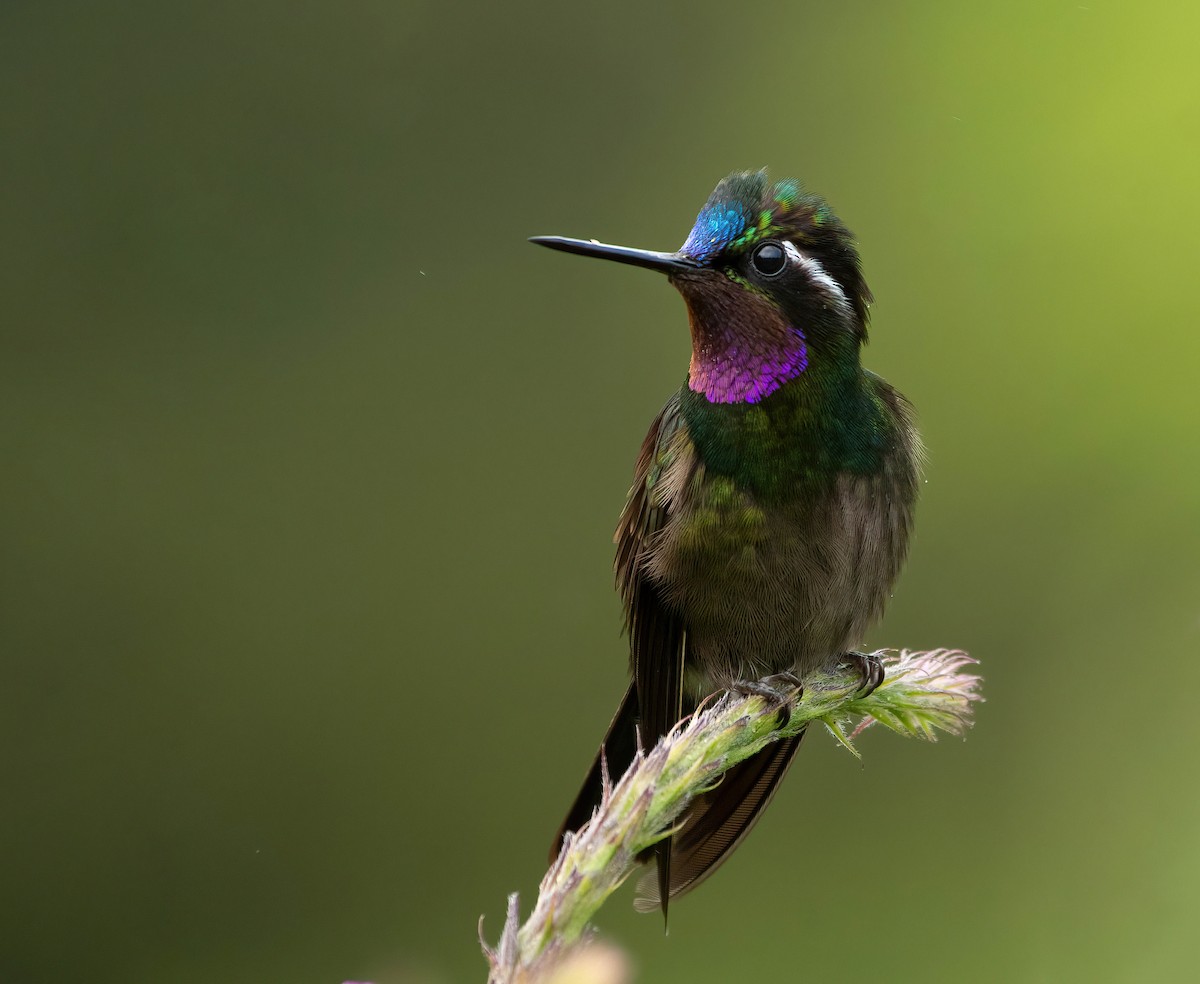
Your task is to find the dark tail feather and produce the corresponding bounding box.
[655,839,672,927]
[635,728,806,911]
[549,682,641,863]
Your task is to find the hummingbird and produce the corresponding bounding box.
[531,170,921,917]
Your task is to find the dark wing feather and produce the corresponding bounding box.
[551,395,689,892]
[615,394,690,915]
[614,393,689,749]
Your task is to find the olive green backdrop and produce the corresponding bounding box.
[3,2,1198,982]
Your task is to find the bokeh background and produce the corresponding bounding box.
[3,2,1199,982]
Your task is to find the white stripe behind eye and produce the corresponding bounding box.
[782,241,850,312]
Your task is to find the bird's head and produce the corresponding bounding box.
[532,169,871,404]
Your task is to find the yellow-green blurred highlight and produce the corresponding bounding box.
[2,2,1198,982]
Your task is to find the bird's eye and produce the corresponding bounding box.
[750,242,787,277]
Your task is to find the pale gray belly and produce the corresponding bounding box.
[643,467,913,691]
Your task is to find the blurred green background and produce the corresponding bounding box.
[3,1,1198,982]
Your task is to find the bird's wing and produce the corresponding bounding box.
[548,394,691,870]
[614,392,693,915]
[615,392,690,754]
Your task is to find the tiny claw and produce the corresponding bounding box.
[843,651,885,697]
[730,672,804,728]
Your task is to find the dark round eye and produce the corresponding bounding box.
[750,241,787,277]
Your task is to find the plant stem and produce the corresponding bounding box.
[481,649,981,984]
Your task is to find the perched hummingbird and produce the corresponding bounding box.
[531,170,921,916]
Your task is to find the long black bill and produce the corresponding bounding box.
[529,236,698,274]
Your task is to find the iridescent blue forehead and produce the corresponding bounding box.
[678,177,806,263]
[680,201,750,263]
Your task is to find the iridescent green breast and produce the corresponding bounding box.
[676,368,896,503]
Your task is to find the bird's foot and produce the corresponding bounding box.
[841,651,885,698]
[730,672,804,728]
